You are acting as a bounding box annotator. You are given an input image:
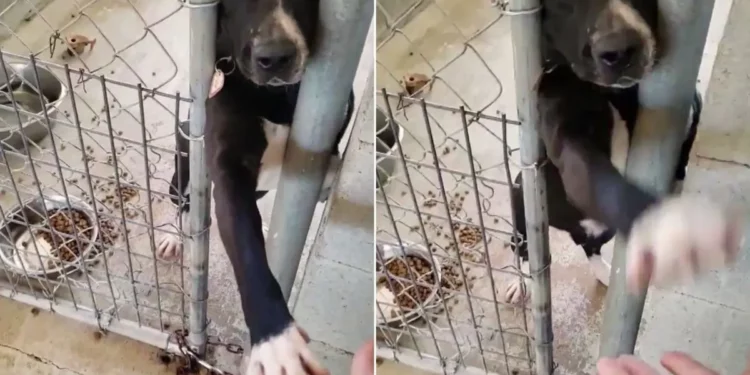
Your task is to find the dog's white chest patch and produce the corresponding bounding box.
[257,119,290,192]
[609,104,630,175]
[579,218,609,237]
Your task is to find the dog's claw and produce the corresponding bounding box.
[503,261,531,305]
[156,234,183,261]
[504,278,529,305]
[242,325,328,375]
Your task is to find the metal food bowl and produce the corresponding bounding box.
[0,62,66,150]
[376,243,442,326]
[0,195,100,278]
[376,108,404,189]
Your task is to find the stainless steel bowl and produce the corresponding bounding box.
[0,63,66,150]
[376,243,442,326]
[0,195,100,278]
[376,108,404,189]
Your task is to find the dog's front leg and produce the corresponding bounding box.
[212,159,327,375]
[537,75,743,292]
[157,120,192,261]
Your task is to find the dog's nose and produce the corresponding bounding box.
[253,40,297,72]
[592,31,641,68]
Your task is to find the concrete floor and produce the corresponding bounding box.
[0,0,375,373]
[375,0,744,374]
[0,296,178,374]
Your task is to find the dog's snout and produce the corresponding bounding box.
[591,31,642,69]
[253,40,297,72]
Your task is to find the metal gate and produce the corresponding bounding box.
[0,0,214,366]
[375,0,552,374]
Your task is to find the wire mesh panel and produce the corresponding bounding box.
[0,0,208,365]
[375,0,551,373]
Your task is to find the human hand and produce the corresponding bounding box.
[597,352,718,375]
[626,196,744,293]
[350,340,374,375]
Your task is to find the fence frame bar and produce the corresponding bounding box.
[186,0,217,356]
[508,0,554,373]
[599,0,716,357]
[266,0,373,300]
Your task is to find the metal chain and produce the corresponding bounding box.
[172,329,245,375]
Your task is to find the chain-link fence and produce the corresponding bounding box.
[375,0,552,373]
[0,0,210,369]
[0,0,376,373]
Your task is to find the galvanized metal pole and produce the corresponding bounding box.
[599,0,715,357]
[266,0,373,300]
[508,0,553,373]
[186,0,217,355]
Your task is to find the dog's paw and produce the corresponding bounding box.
[156,211,189,262]
[626,196,744,292]
[589,253,612,287]
[504,279,529,305]
[156,234,183,261]
[503,261,530,305]
[243,325,328,375]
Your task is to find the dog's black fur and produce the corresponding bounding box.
[505,0,705,299]
[509,90,702,261]
[164,0,355,358]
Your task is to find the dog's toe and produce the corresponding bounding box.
[244,324,328,375]
[503,260,530,305]
[156,234,182,261]
[503,279,529,305]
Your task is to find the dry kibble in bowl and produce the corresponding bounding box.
[41,208,95,262]
[379,255,438,311]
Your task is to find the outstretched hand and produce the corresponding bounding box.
[350,340,374,375]
[597,352,737,375]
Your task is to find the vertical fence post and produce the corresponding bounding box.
[508,0,553,373]
[599,0,715,357]
[266,0,373,300]
[186,0,217,355]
